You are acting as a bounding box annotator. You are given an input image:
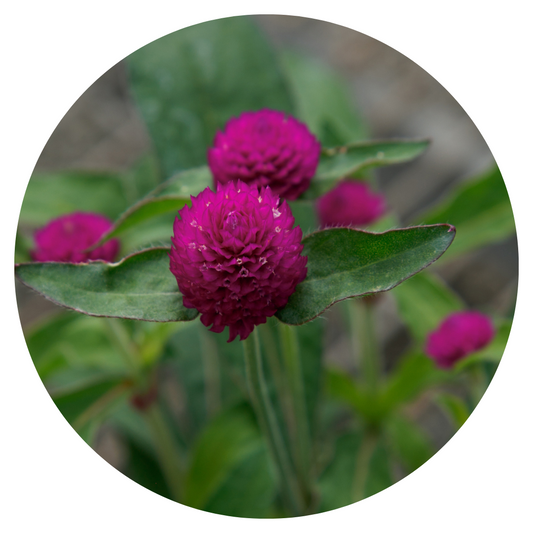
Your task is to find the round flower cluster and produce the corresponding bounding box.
[207,109,321,200]
[316,179,387,228]
[425,311,495,368]
[31,212,119,263]
[169,181,307,342]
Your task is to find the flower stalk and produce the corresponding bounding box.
[242,330,306,516]
[278,322,314,503]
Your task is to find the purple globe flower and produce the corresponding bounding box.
[207,109,321,200]
[169,180,307,342]
[316,179,387,228]
[31,212,119,263]
[425,311,495,369]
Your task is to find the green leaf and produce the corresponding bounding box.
[26,314,131,381]
[317,431,393,511]
[382,352,449,411]
[183,404,276,517]
[126,16,293,177]
[433,392,470,429]
[52,373,129,436]
[19,171,129,226]
[90,167,212,250]
[384,413,435,472]
[303,139,430,199]
[279,51,368,145]
[325,367,375,418]
[413,165,516,260]
[276,224,456,325]
[15,248,198,322]
[392,270,464,344]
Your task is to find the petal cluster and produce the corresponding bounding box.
[31,212,119,263]
[425,311,495,368]
[208,109,321,200]
[317,180,387,228]
[169,181,307,341]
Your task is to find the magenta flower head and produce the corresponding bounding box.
[169,180,307,342]
[316,179,387,228]
[31,212,119,263]
[425,311,495,369]
[207,109,321,200]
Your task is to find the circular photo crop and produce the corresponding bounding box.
[15,15,517,518]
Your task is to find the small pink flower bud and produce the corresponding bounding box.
[31,212,119,263]
[208,109,321,200]
[316,179,387,228]
[425,311,495,368]
[169,181,307,342]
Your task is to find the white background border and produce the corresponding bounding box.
[3,1,532,531]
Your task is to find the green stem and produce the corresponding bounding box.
[278,322,313,500]
[259,324,299,465]
[349,298,381,395]
[143,403,185,502]
[242,330,305,516]
[352,431,377,502]
[104,318,141,378]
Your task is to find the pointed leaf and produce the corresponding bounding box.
[382,352,449,411]
[183,404,276,517]
[384,413,435,472]
[433,392,470,429]
[317,430,393,511]
[303,139,429,199]
[413,165,516,260]
[91,166,212,249]
[126,17,293,177]
[15,248,198,322]
[276,224,456,325]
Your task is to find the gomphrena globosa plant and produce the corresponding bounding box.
[15,16,515,521]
